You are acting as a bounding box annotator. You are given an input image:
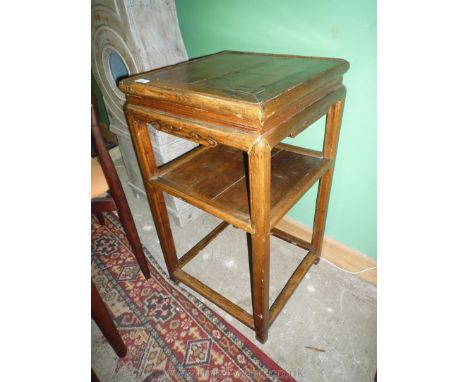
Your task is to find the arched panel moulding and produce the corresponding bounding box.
[91,0,202,226]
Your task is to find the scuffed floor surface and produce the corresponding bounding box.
[92,159,376,382]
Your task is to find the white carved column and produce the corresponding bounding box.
[91,0,202,226]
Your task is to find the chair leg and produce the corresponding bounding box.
[91,369,100,382]
[92,100,151,279]
[113,195,151,279]
[91,282,127,357]
[96,212,106,226]
[92,198,116,226]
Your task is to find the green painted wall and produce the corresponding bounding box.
[175,0,376,258]
[92,73,110,126]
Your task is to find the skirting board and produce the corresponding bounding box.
[276,217,377,286]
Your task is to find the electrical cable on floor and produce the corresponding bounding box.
[320,257,377,274]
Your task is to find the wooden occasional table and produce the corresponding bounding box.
[119,51,349,343]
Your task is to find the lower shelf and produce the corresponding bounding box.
[151,143,331,232]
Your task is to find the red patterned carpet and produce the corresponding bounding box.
[92,213,296,381]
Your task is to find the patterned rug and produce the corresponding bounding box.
[92,212,296,382]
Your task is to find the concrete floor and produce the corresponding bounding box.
[92,158,376,382]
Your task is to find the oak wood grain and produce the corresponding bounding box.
[119,51,349,133]
[269,250,319,327]
[173,269,254,329]
[311,97,346,260]
[125,112,179,280]
[178,221,229,268]
[148,144,331,234]
[248,139,271,343]
[120,51,348,342]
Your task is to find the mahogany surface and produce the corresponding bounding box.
[91,282,127,358]
[120,51,348,343]
[91,95,151,279]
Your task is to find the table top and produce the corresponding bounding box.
[120,51,348,133]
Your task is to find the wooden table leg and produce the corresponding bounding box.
[125,112,180,281]
[147,187,179,282]
[91,282,127,357]
[248,138,271,343]
[311,97,346,259]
